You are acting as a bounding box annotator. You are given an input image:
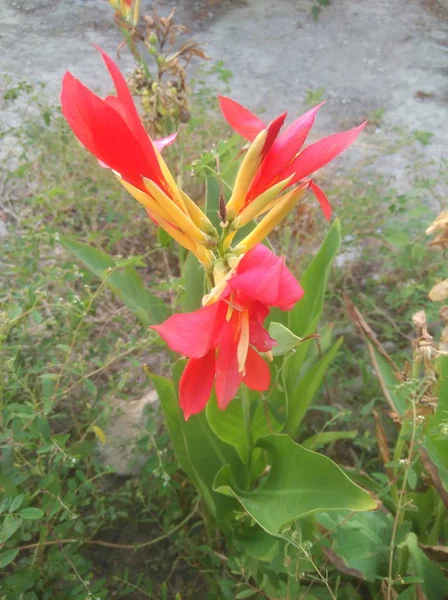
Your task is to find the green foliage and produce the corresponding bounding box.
[268,321,303,356]
[61,238,170,326]
[150,368,239,521]
[3,64,448,599]
[214,434,376,536]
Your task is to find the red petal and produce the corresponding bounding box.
[249,302,276,352]
[61,73,149,190]
[151,301,226,358]
[261,112,287,159]
[243,347,271,391]
[179,352,215,420]
[218,96,266,141]
[231,245,304,310]
[309,180,332,220]
[97,47,165,183]
[282,122,367,186]
[215,318,243,410]
[248,103,324,199]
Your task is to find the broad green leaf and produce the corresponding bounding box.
[61,238,168,325]
[8,494,24,513]
[0,515,23,543]
[288,219,341,338]
[397,587,417,600]
[422,356,448,499]
[366,342,406,416]
[268,322,302,356]
[301,430,357,450]
[214,434,376,536]
[235,526,281,562]
[285,220,341,403]
[284,337,343,437]
[180,253,205,312]
[19,507,44,520]
[316,511,396,581]
[0,548,19,569]
[405,532,448,599]
[149,369,238,520]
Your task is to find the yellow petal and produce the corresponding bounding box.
[116,176,174,223]
[237,309,250,373]
[152,213,199,255]
[179,189,218,236]
[154,147,188,213]
[231,176,293,229]
[233,184,308,255]
[143,178,216,247]
[226,128,268,215]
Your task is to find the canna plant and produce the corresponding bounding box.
[60,48,380,596]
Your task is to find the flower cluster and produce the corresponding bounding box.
[61,48,365,420]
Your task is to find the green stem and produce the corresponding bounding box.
[241,385,253,491]
[392,417,411,505]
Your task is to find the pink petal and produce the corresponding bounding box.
[215,318,243,410]
[218,96,266,141]
[248,102,324,199]
[282,121,367,186]
[151,301,226,358]
[309,180,332,220]
[243,347,271,391]
[230,245,304,310]
[153,132,178,151]
[179,352,216,420]
[249,302,277,352]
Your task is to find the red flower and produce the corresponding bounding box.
[219,96,366,221]
[152,245,303,420]
[61,47,175,195]
[61,47,218,268]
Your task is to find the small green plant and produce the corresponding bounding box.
[368,107,385,125]
[311,0,331,21]
[304,86,326,106]
[412,130,434,146]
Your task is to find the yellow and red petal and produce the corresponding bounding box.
[248,102,324,200]
[215,319,243,410]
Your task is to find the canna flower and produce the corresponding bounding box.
[61,47,216,267]
[152,244,303,419]
[219,96,366,253]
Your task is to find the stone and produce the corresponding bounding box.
[98,389,159,477]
